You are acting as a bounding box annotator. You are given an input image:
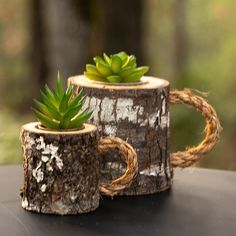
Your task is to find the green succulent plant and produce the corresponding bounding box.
[84,51,149,83]
[32,72,92,130]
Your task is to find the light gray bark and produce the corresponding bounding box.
[69,76,173,195]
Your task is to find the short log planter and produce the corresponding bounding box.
[68,75,222,196]
[20,122,138,215]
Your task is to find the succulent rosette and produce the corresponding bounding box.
[32,73,92,130]
[84,51,149,83]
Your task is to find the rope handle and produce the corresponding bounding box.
[98,136,138,196]
[169,89,222,168]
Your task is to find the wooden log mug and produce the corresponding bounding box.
[68,75,222,196]
[20,123,138,215]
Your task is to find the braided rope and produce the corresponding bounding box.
[98,136,138,196]
[169,89,222,168]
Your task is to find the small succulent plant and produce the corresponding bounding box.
[84,51,149,83]
[32,72,92,130]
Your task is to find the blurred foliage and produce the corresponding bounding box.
[0,0,29,109]
[0,0,236,170]
[0,110,32,165]
[145,0,236,170]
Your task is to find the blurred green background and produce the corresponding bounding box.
[0,0,235,170]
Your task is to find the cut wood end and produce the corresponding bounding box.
[21,122,97,135]
[68,75,169,90]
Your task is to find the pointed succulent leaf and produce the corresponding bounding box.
[56,72,64,100]
[33,99,50,116]
[44,85,59,107]
[132,66,149,76]
[107,75,122,83]
[32,109,60,129]
[59,119,70,129]
[69,110,93,129]
[123,72,143,83]
[68,89,84,109]
[93,56,105,64]
[117,51,128,62]
[119,66,134,78]
[59,84,73,113]
[111,55,122,73]
[96,62,113,76]
[103,53,111,65]
[33,99,61,120]
[126,55,137,68]
[86,64,101,76]
[35,98,61,120]
[59,103,84,129]
[84,72,108,82]
[40,90,60,114]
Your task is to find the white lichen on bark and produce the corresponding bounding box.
[54,156,63,170]
[104,162,171,178]
[21,133,35,156]
[70,194,77,202]
[104,124,117,136]
[100,97,116,122]
[85,97,157,127]
[40,184,47,192]
[32,161,44,183]
[51,199,69,215]
[24,133,35,149]
[36,136,64,170]
[160,112,170,129]
[30,136,63,183]
[22,197,40,212]
[161,94,166,114]
[116,98,139,122]
[42,155,49,162]
[85,96,169,128]
[21,198,29,208]
[25,203,40,212]
[140,163,170,177]
[36,136,46,150]
[87,97,100,123]
[23,134,64,191]
[46,162,53,172]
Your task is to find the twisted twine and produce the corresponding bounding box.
[98,136,138,196]
[169,89,222,168]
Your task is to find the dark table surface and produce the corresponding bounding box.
[0,165,236,236]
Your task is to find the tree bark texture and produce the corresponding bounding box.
[69,76,173,195]
[20,122,100,215]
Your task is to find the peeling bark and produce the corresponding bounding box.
[20,122,100,215]
[69,76,173,195]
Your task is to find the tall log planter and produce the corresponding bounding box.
[20,122,138,215]
[69,76,171,195]
[68,75,222,196]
